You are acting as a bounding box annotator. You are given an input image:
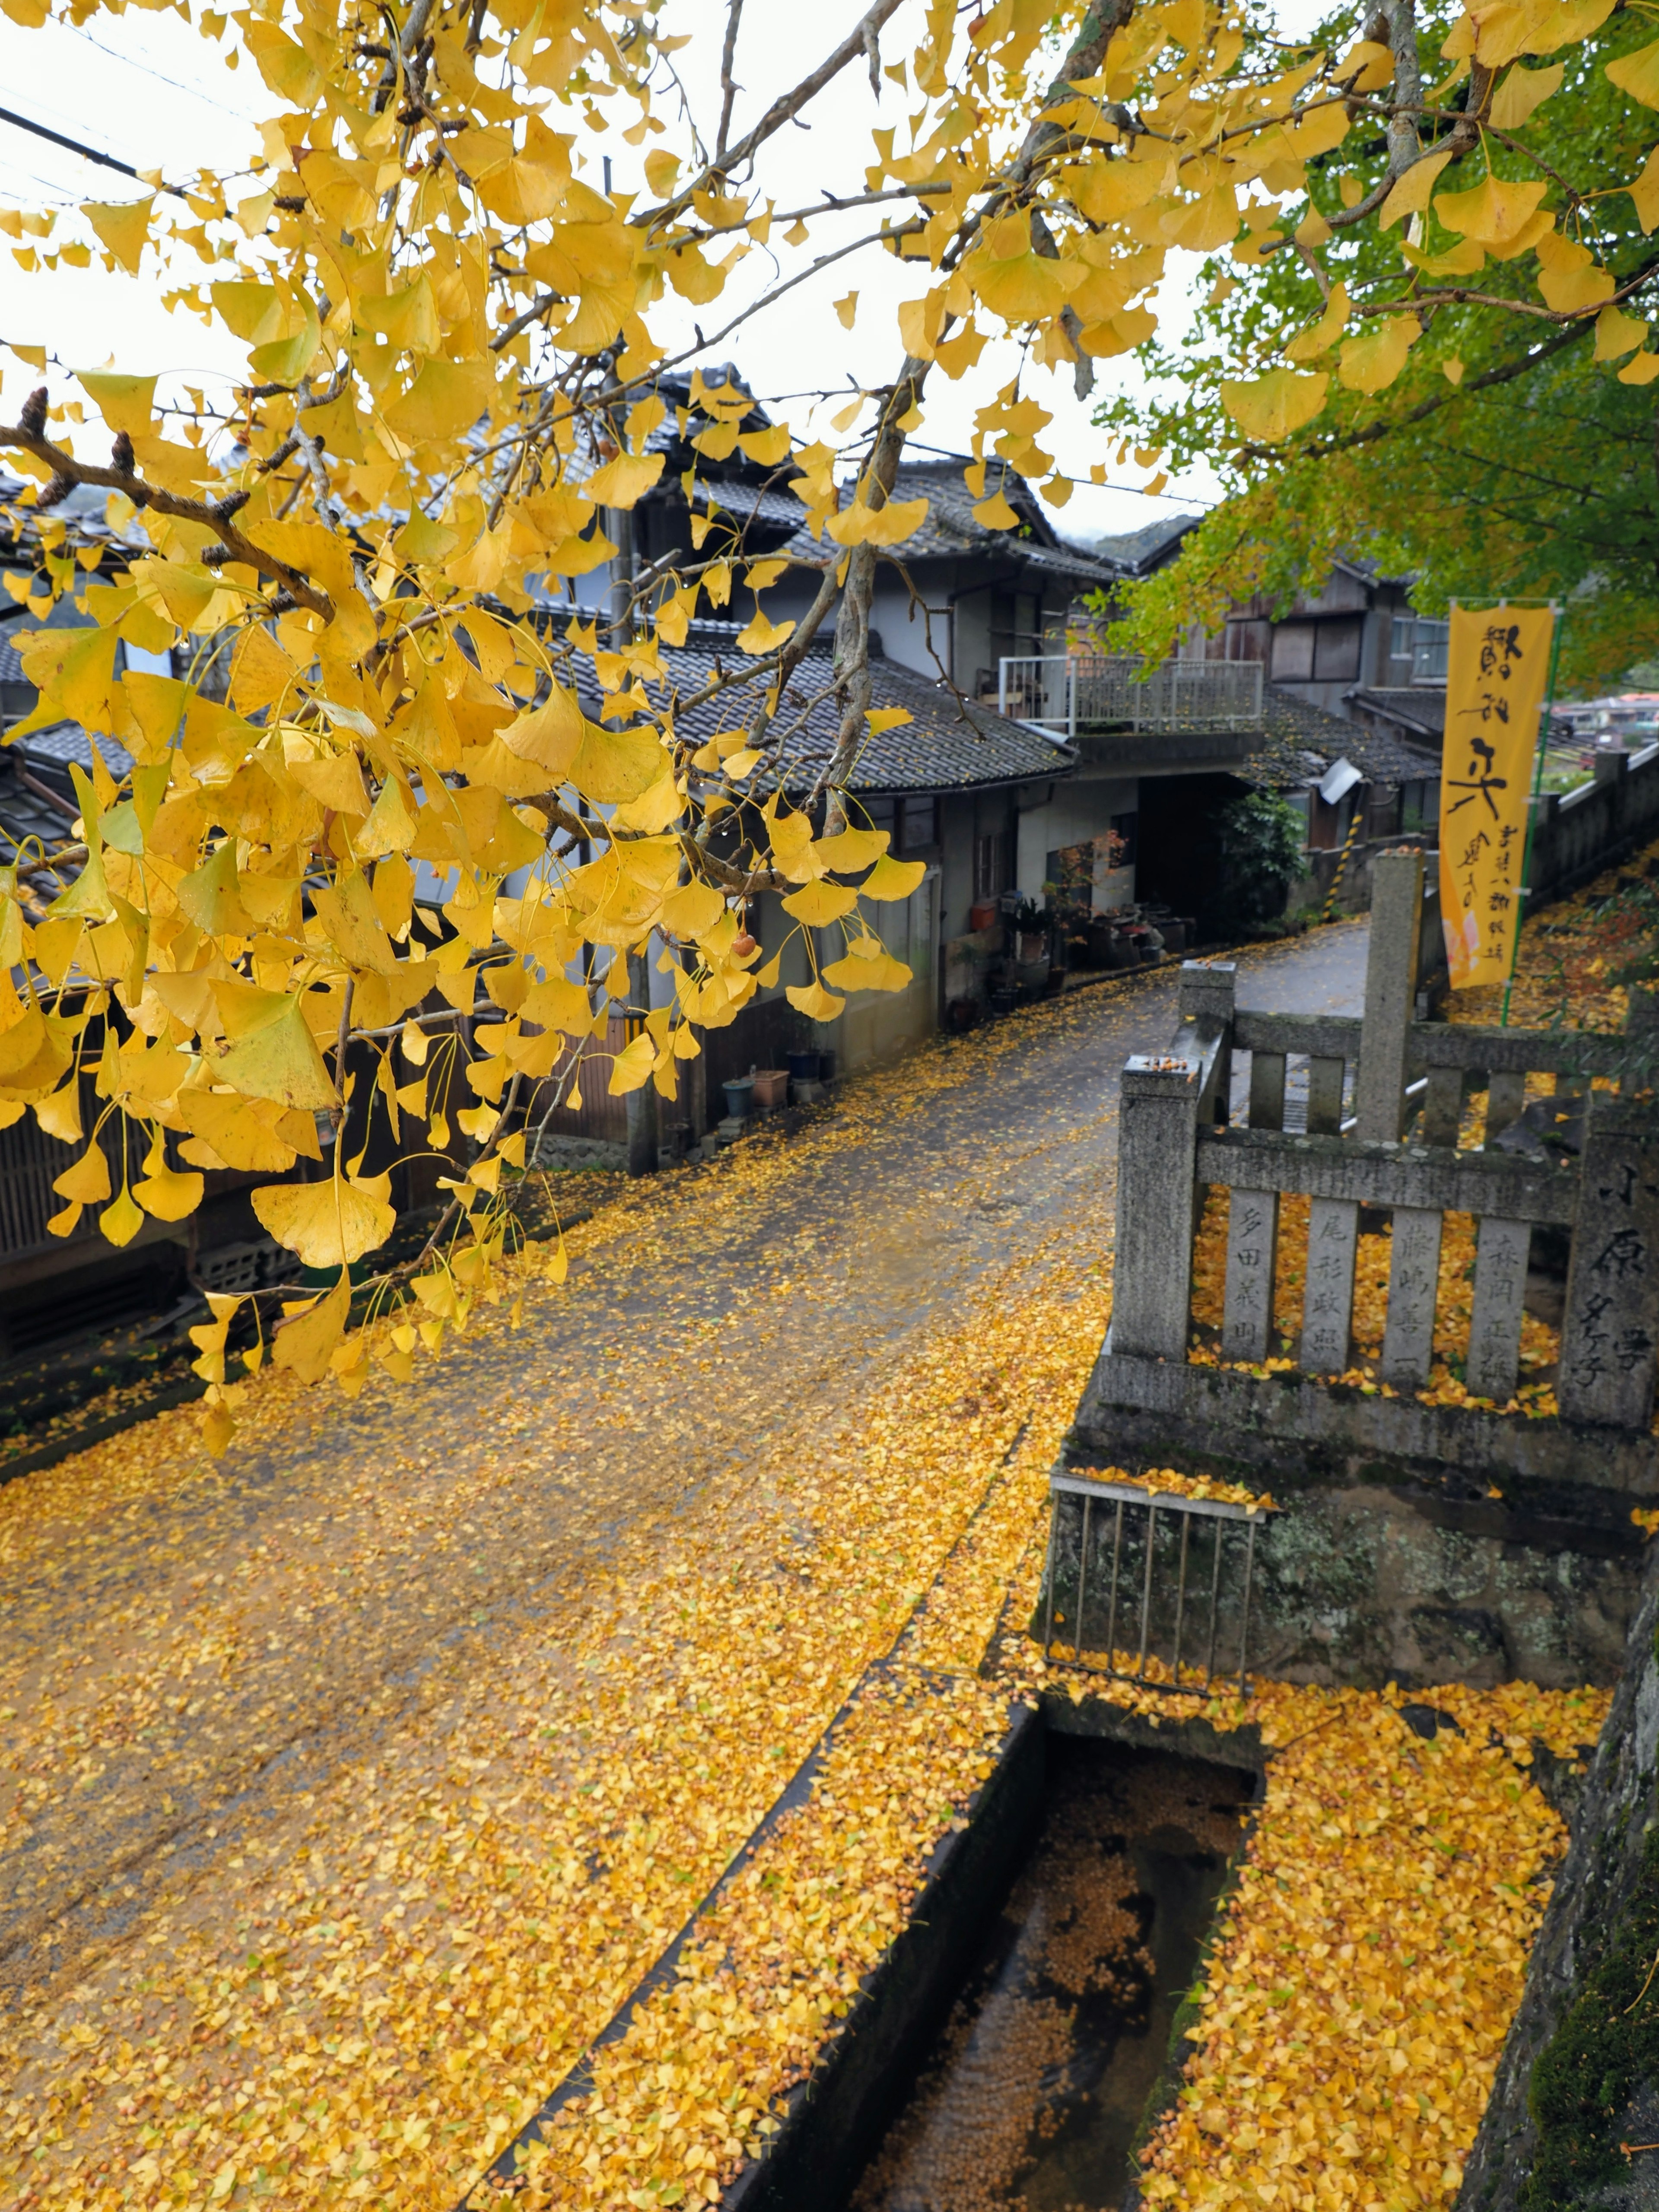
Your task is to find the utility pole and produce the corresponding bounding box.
[607,492,657,1178]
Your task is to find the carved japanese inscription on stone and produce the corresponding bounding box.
[1224,1188,1279,1363]
[1299,1197,1359,1374]
[1560,1109,1659,1428]
[1467,1217,1531,1405]
[1380,1207,1444,1389]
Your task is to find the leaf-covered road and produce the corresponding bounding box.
[0,927,1368,2208]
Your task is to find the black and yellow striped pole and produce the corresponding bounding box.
[1321,787,1368,923]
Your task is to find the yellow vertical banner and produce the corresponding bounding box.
[1439,603,1555,989]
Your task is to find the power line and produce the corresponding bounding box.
[65,23,256,121]
[0,104,184,198]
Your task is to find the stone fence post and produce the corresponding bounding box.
[1112,1054,1202,1361]
[1355,847,1424,1144]
[1178,960,1235,1126]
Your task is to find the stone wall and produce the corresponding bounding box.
[1457,1549,1659,2211]
[1065,1352,1653,1689]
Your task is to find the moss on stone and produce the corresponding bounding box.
[1525,1824,1659,2209]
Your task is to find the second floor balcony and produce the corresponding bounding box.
[997,654,1266,741]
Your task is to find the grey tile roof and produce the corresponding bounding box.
[570,620,1075,796]
[1238,684,1439,792]
[773,453,1120,593]
[20,721,133,781]
[690,480,808,534]
[1347,686,1446,745]
[1090,513,1201,577]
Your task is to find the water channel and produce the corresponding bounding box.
[843,1738,1253,2212]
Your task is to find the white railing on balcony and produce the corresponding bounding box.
[996,654,1265,737]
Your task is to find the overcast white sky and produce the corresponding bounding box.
[0,0,1329,547]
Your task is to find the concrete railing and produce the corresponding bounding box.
[1110,849,1659,1430]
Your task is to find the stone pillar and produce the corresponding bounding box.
[1179,960,1235,1126]
[1306,1056,1346,1136]
[1355,847,1424,1144]
[1299,1196,1358,1373]
[1380,1205,1443,1388]
[1559,1093,1659,1428]
[1249,1052,1285,1131]
[1421,1065,1464,1147]
[1486,1070,1526,1145]
[1112,1054,1202,1362]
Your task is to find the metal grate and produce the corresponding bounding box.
[1039,1474,1271,1696]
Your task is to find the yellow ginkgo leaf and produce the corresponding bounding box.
[1337,315,1420,394]
[1378,148,1455,231]
[1608,36,1659,108]
[823,946,912,992]
[1631,147,1659,234]
[816,827,890,871]
[1284,282,1351,362]
[826,496,931,547]
[736,610,797,655]
[1618,350,1659,383]
[782,880,860,926]
[213,993,337,1111]
[251,1174,397,1268]
[1219,368,1329,444]
[570,719,667,804]
[737,425,791,465]
[81,196,153,274]
[785,979,846,1021]
[971,248,1083,324]
[584,452,666,509]
[607,1033,656,1094]
[272,1270,351,1385]
[77,369,156,433]
[1535,231,1616,313]
[1491,59,1564,126]
[859,855,928,902]
[385,356,495,445]
[134,1161,205,1222]
[53,1141,111,1205]
[1433,173,1551,257]
[175,1090,302,1173]
[100,1186,145,1247]
[971,490,1021,529]
[1595,302,1648,360]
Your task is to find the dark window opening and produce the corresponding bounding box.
[901,795,938,852]
[1110,811,1139,868]
[1313,617,1363,682]
[974,832,1008,901]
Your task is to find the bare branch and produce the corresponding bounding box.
[715,0,744,165]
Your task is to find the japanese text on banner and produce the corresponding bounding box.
[1438,604,1554,989]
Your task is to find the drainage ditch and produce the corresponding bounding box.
[839,1736,1253,2212]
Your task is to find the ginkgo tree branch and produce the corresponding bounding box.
[0,412,333,618]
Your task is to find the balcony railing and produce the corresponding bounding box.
[997,654,1265,737]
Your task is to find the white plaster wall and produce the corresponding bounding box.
[1015,774,1138,901]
